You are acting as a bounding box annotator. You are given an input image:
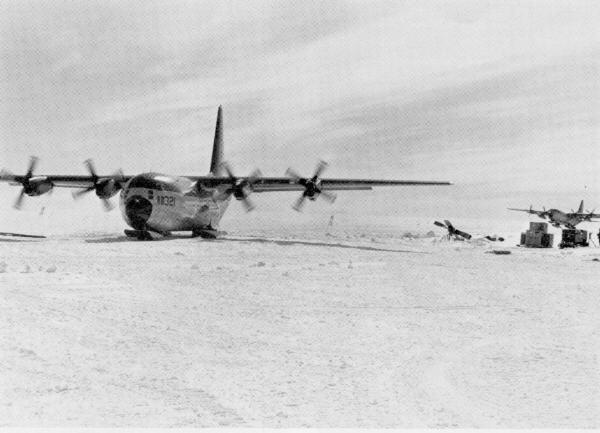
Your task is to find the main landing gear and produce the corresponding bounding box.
[124,229,170,240]
[191,228,219,239]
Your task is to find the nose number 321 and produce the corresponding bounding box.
[156,196,175,206]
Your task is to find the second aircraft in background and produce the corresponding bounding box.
[508,200,600,229]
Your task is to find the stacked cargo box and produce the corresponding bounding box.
[519,222,553,247]
[559,229,588,248]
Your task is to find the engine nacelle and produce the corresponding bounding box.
[95,178,121,199]
[24,176,53,196]
[233,185,251,200]
[304,180,321,199]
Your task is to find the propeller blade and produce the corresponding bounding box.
[10,156,41,210]
[101,198,114,212]
[221,161,235,179]
[454,229,472,240]
[241,196,255,212]
[0,168,15,181]
[75,160,124,208]
[433,221,447,228]
[217,162,262,210]
[320,190,337,203]
[285,167,303,181]
[292,194,306,212]
[113,169,125,184]
[72,185,95,199]
[247,169,263,184]
[25,156,38,178]
[288,161,334,210]
[84,159,98,178]
[313,160,328,178]
[14,188,26,210]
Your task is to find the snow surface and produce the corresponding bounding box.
[1,189,599,428]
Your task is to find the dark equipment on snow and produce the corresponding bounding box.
[559,229,589,249]
[434,220,472,240]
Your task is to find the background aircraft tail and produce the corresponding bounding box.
[577,200,584,213]
[209,106,223,176]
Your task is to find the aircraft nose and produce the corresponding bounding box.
[125,195,153,230]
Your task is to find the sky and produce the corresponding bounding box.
[0,0,599,199]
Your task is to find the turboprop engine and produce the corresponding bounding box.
[72,159,124,211]
[23,176,54,196]
[285,160,337,211]
[0,157,54,209]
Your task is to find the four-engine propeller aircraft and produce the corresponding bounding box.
[0,106,451,240]
[508,200,600,229]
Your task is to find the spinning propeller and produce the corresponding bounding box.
[583,208,596,221]
[533,205,549,219]
[0,156,54,209]
[434,220,472,240]
[219,162,262,211]
[72,159,124,211]
[285,161,337,212]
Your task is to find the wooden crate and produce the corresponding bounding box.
[529,222,548,233]
[520,230,553,248]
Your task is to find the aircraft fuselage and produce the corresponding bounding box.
[119,173,230,233]
[542,209,585,229]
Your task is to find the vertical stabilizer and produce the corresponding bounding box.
[577,200,584,213]
[209,106,223,175]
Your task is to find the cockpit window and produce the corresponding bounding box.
[127,174,180,192]
[128,175,162,190]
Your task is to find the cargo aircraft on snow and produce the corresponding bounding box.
[0,107,451,240]
[508,200,600,229]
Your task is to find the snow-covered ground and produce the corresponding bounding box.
[1,190,599,427]
[1,0,599,427]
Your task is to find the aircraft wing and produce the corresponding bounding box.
[0,174,117,189]
[572,212,600,217]
[253,177,450,192]
[1,173,451,189]
[189,176,451,192]
[572,212,600,221]
[507,207,547,218]
[1,172,451,189]
[1,172,450,190]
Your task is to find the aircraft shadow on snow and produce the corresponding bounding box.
[85,235,427,254]
[215,236,427,254]
[85,234,192,243]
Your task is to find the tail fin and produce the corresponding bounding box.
[577,200,584,213]
[209,106,223,176]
